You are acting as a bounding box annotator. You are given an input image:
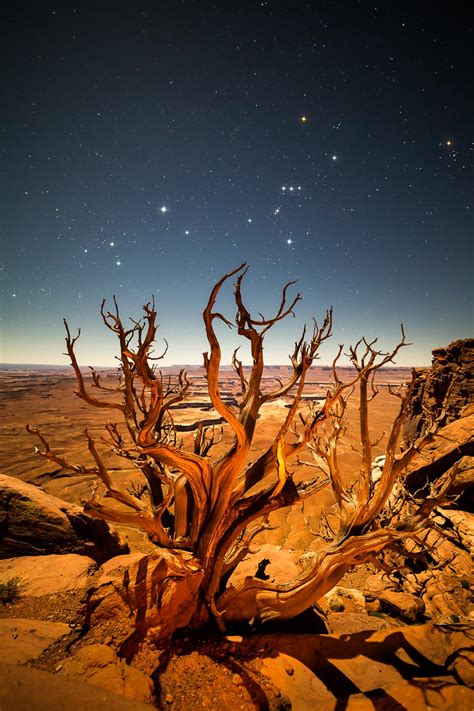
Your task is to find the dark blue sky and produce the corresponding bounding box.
[1,1,472,366]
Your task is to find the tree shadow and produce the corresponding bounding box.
[257,625,472,709]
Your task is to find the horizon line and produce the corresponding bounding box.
[0,361,427,370]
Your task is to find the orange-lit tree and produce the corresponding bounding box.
[28,264,451,631]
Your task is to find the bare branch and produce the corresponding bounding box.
[26,425,97,475]
[63,320,125,415]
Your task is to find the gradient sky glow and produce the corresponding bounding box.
[1,2,472,367]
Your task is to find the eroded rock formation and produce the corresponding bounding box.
[403,338,474,446]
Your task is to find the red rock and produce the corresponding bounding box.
[378,590,424,622]
[0,474,128,563]
[59,643,154,704]
[403,338,474,446]
[0,553,96,596]
[0,618,70,664]
[92,550,203,640]
[0,663,153,710]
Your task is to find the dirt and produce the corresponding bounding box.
[154,636,289,710]
[0,589,86,627]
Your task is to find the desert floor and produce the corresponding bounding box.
[0,364,407,555]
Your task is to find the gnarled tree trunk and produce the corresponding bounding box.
[29,264,452,637]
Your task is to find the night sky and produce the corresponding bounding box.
[1,2,472,367]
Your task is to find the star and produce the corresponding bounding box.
[332,155,337,161]
[274,207,281,215]
[247,218,252,223]
[300,115,308,123]
[281,186,286,191]
[286,238,293,245]
[109,241,114,246]
[185,230,190,235]
[116,260,121,266]
[446,139,453,146]
[160,206,168,213]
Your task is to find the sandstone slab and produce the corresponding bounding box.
[326,611,390,635]
[256,623,474,709]
[404,414,474,491]
[59,643,154,704]
[0,474,129,563]
[0,553,96,597]
[0,618,70,664]
[0,663,154,711]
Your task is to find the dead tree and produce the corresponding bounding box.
[28,263,450,630]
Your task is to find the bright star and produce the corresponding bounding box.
[287,238,293,245]
[300,115,308,123]
[274,207,280,215]
[289,186,294,192]
[109,241,114,246]
[116,260,121,266]
[281,186,286,191]
[332,155,337,161]
[185,230,190,235]
[160,206,168,213]
[247,218,252,223]
[446,140,452,146]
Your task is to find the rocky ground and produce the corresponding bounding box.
[1,350,473,709]
[0,568,473,710]
[0,494,472,709]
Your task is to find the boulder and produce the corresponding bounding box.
[435,507,474,547]
[0,474,129,563]
[365,524,472,625]
[378,590,424,622]
[59,643,154,704]
[0,553,96,597]
[0,663,154,711]
[0,618,70,664]
[91,550,203,641]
